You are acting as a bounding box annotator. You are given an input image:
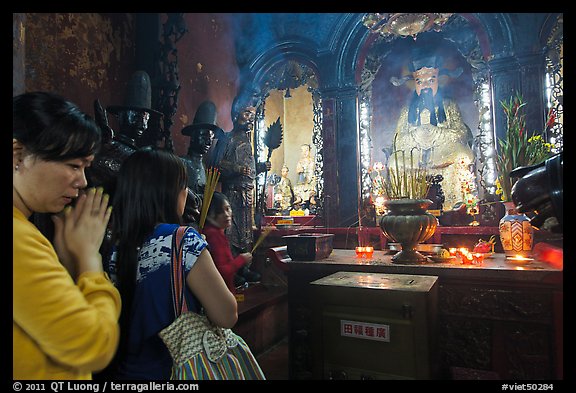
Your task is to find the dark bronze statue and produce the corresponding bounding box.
[87,70,163,198]
[85,71,166,261]
[180,101,222,224]
[211,91,271,284]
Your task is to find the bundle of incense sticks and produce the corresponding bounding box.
[251,226,273,253]
[198,167,220,230]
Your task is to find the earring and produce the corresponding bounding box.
[15,164,19,171]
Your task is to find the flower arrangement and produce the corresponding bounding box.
[495,92,555,202]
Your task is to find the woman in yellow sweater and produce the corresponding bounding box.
[13,92,121,379]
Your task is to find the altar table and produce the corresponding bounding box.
[277,249,562,380]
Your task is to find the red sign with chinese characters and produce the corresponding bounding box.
[340,320,390,342]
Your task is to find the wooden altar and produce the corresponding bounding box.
[271,249,563,380]
[255,223,501,251]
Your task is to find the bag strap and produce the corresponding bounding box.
[169,226,190,318]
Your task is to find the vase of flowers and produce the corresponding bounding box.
[495,92,556,257]
[378,142,437,264]
[495,92,556,202]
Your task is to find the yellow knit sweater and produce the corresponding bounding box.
[13,206,121,380]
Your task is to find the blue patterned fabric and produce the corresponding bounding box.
[108,223,207,379]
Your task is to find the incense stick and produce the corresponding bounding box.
[251,226,273,253]
[198,167,220,230]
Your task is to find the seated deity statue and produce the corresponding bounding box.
[293,143,316,203]
[389,47,476,210]
[275,164,294,213]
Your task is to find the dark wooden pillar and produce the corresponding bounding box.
[489,52,547,147]
[320,86,360,228]
[517,52,548,133]
[319,97,339,228]
[488,56,521,144]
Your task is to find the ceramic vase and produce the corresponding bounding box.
[379,198,438,264]
[499,201,534,257]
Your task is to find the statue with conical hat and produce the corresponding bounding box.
[180,100,223,196]
[179,100,224,224]
[87,70,163,198]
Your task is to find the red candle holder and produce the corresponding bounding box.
[472,253,485,264]
[356,246,374,258]
[365,246,374,258]
[461,251,474,265]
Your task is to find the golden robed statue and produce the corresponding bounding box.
[390,47,475,209]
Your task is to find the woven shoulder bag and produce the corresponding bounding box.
[158,226,265,380]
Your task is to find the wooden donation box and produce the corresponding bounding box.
[310,271,439,380]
